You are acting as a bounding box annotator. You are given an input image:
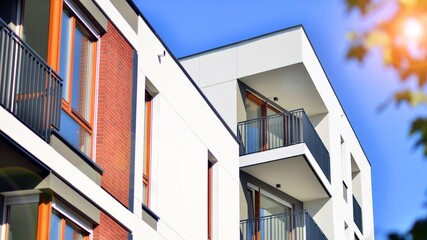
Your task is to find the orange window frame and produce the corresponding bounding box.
[144,90,153,206]
[246,92,280,117]
[57,7,97,157]
[4,194,90,240]
[52,210,90,240]
[247,187,261,240]
[246,92,280,150]
[208,161,213,240]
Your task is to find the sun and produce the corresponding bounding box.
[403,17,423,41]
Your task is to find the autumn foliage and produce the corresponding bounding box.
[346,0,427,156]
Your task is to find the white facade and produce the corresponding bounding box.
[0,0,239,239]
[181,26,374,240]
[0,1,373,239]
[135,16,240,239]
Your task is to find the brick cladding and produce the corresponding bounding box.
[93,212,129,240]
[95,21,133,238]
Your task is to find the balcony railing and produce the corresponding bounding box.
[0,18,62,142]
[240,210,327,240]
[353,196,363,233]
[237,109,330,181]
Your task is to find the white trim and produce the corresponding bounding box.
[92,38,101,162]
[52,202,93,237]
[247,182,259,191]
[63,0,100,39]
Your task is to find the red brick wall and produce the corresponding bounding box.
[96,21,133,209]
[93,212,129,240]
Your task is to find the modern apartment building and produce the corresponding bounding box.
[0,0,373,240]
[0,0,239,239]
[180,27,374,240]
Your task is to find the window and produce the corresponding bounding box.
[5,202,39,239]
[0,1,98,155]
[343,181,348,202]
[58,6,97,156]
[245,92,280,120]
[3,194,91,240]
[0,0,51,60]
[50,209,89,240]
[143,90,153,206]
[208,161,213,240]
[245,185,292,240]
[244,91,283,153]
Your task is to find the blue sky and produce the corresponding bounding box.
[134,1,427,239]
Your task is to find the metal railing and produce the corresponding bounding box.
[237,109,330,181]
[353,196,363,234]
[0,18,62,142]
[240,210,328,240]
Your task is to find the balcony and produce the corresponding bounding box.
[0,19,62,142]
[353,195,363,234]
[240,210,327,240]
[237,109,330,182]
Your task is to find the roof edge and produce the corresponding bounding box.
[178,24,304,60]
[176,22,371,167]
[128,0,240,145]
[298,26,372,167]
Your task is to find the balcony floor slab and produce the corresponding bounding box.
[240,143,331,201]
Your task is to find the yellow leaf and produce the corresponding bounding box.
[383,48,393,64]
[408,91,427,106]
[346,31,359,41]
[365,30,389,48]
[395,90,427,106]
[399,0,418,7]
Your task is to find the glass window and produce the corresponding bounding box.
[59,7,96,156]
[71,24,93,121]
[143,91,152,206]
[6,203,38,240]
[260,193,290,217]
[60,110,91,154]
[60,9,72,100]
[50,209,89,240]
[50,210,62,240]
[20,0,50,60]
[245,97,262,120]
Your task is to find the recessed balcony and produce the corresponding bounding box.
[240,210,328,240]
[0,18,62,142]
[0,18,103,185]
[237,108,330,182]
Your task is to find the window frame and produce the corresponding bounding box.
[143,90,153,207]
[246,184,293,240]
[52,201,93,235]
[2,194,92,240]
[58,4,98,157]
[208,161,213,240]
[50,207,91,240]
[2,194,39,240]
[246,91,281,118]
[245,91,282,151]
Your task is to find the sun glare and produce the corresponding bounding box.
[403,18,423,40]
